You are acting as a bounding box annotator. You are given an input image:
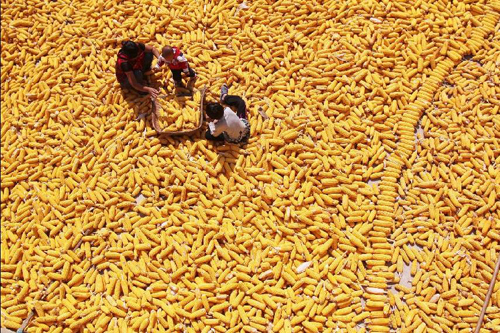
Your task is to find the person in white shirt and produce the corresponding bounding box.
[205,84,250,144]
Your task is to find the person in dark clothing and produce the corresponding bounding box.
[219,83,248,120]
[116,41,160,98]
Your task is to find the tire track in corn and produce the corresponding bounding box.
[366,4,500,332]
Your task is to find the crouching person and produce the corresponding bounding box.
[205,84,250,144]
[116,41,159,98]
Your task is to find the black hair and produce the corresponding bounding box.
[122,41,139,58]
[206,103,224,120]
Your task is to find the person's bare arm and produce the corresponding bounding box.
[125,71,158,98]
[145,44,160,59]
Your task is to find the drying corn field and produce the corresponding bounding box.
[2,0,500,332]
[154,90,203,132]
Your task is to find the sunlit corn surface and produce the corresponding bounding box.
[1,0,500,332]
[155,90,202,132]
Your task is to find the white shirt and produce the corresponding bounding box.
[209,107,246,141]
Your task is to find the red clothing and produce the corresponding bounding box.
[157,47,189,70]
[116,48,145,83]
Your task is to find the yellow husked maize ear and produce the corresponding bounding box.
[2,0,500,332]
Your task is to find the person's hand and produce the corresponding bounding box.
[156,56,165,68]
[205,115,217,123]
[147,87,159,99]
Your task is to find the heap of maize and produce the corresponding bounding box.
[1,0,499,332]
[154,90,203,131]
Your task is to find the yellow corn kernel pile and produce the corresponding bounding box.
[155,90,202,131]
[388,28,500,333]
[1,0,499,332]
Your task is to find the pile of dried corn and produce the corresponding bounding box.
[154,90,203,131]
[388,22,500,332]
[1,0,499,332]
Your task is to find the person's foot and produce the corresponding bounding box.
[176,86,192,97]
[220,84,228,102]
[174,81,185,88]
[187,77,197,93]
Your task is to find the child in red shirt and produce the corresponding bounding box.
[154,46,197,96]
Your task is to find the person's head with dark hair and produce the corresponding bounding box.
[122,41,139,58]
[206,103,224,120]
[161,46,174,61]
